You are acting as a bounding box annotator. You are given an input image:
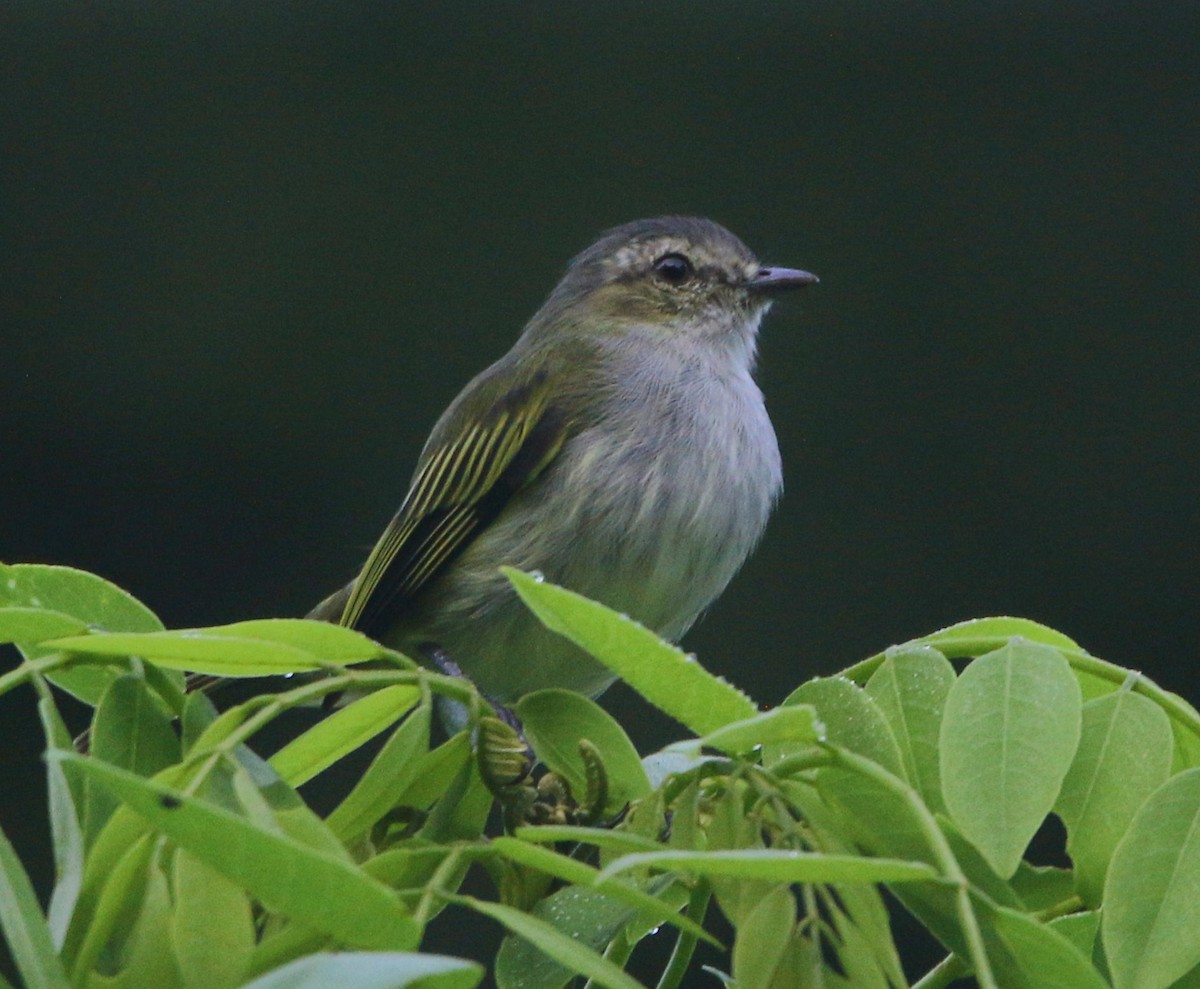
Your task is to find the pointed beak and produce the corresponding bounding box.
[747,266,820,293]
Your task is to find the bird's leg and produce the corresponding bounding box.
[421,642,465,679]
[418,642,605,830]
[416,642,610,828]
[418,641,525,735]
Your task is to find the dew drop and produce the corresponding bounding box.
[529,570,545,582]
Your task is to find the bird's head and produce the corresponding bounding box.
[531,216,817,350]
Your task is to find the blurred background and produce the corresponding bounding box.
[2,0,1197,980]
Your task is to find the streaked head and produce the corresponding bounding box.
[532,216,817,341]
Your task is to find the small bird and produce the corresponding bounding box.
[310,216,817,706]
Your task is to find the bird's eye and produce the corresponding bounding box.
[652,253,694,285]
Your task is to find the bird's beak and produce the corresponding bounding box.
[747,266,820,293]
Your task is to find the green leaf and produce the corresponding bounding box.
[324,704,436,842]
[69,831,156,982]
[807,748,966,957]
[237,952,483,989]
[1055,690,1173,906]
[170,850,255,989]
[44,629,328,677]
[0,823,72,989]
[1010,862,1077,912]
[823,890,896,989]
[0,564,162,633]
[0,607,86,644]
[702,782,755,856]
[1169,700,1200,773]
[363,843,453,890]
[397,730,475,816]
[269,685,421,787]
[228,747,351,861]
[465,892,643,989]
[185,699,266,755]
[641,749,719,790]
[240,927,330,984]
[1167,966,1200,989]
[102,862,181,989]
[785,676,904,776]
[764,933,833,989]
[517,690,651,814]
[940,639,1082,877]
[731,885,795,989]
[61,765,189,965]
[780,791,906,986]
[0,563,165,705]
[983,899,1110,989]
[1049,911,1101,960]
[202,619,390,663]
[418,758,493,844]
[936,814,1023,910]
[493,886,638,989]
[918,616,1081,655]
[85,673,182,847]
[684,784,771,929]
[36,695,85,948]
[1075,667,1122,704]
[697,704,822,757]
[504,568,756,734]
[180,691,220,753]
[489,837,717,946]
[866,644,956,812]
[55,753,420,950]
[599,849,939,884]
[1103,767,1200,989]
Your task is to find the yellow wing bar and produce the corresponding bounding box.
[339,375,567,638]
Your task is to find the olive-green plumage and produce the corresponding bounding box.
[310,217,817,703]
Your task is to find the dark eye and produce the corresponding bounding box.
[652,253,694,285]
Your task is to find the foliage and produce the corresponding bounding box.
[1,561,1199,989]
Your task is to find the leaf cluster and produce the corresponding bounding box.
[1,561,1199,989]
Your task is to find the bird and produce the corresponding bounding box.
[308,216,817,708]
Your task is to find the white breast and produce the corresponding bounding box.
[549,335,782,638]
[420,327,782,702]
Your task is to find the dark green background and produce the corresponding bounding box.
[3,0,1198,978]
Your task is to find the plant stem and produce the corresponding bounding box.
[0,651,78,698]
[417,846,467,927]
[1062,650,1200,741]
[187,668,473,766]
[655,882,710,989]
[584,929,636,989]
[1034,896,1084,923]
[911,953,969,989]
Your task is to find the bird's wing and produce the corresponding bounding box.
[339,369,570,640]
